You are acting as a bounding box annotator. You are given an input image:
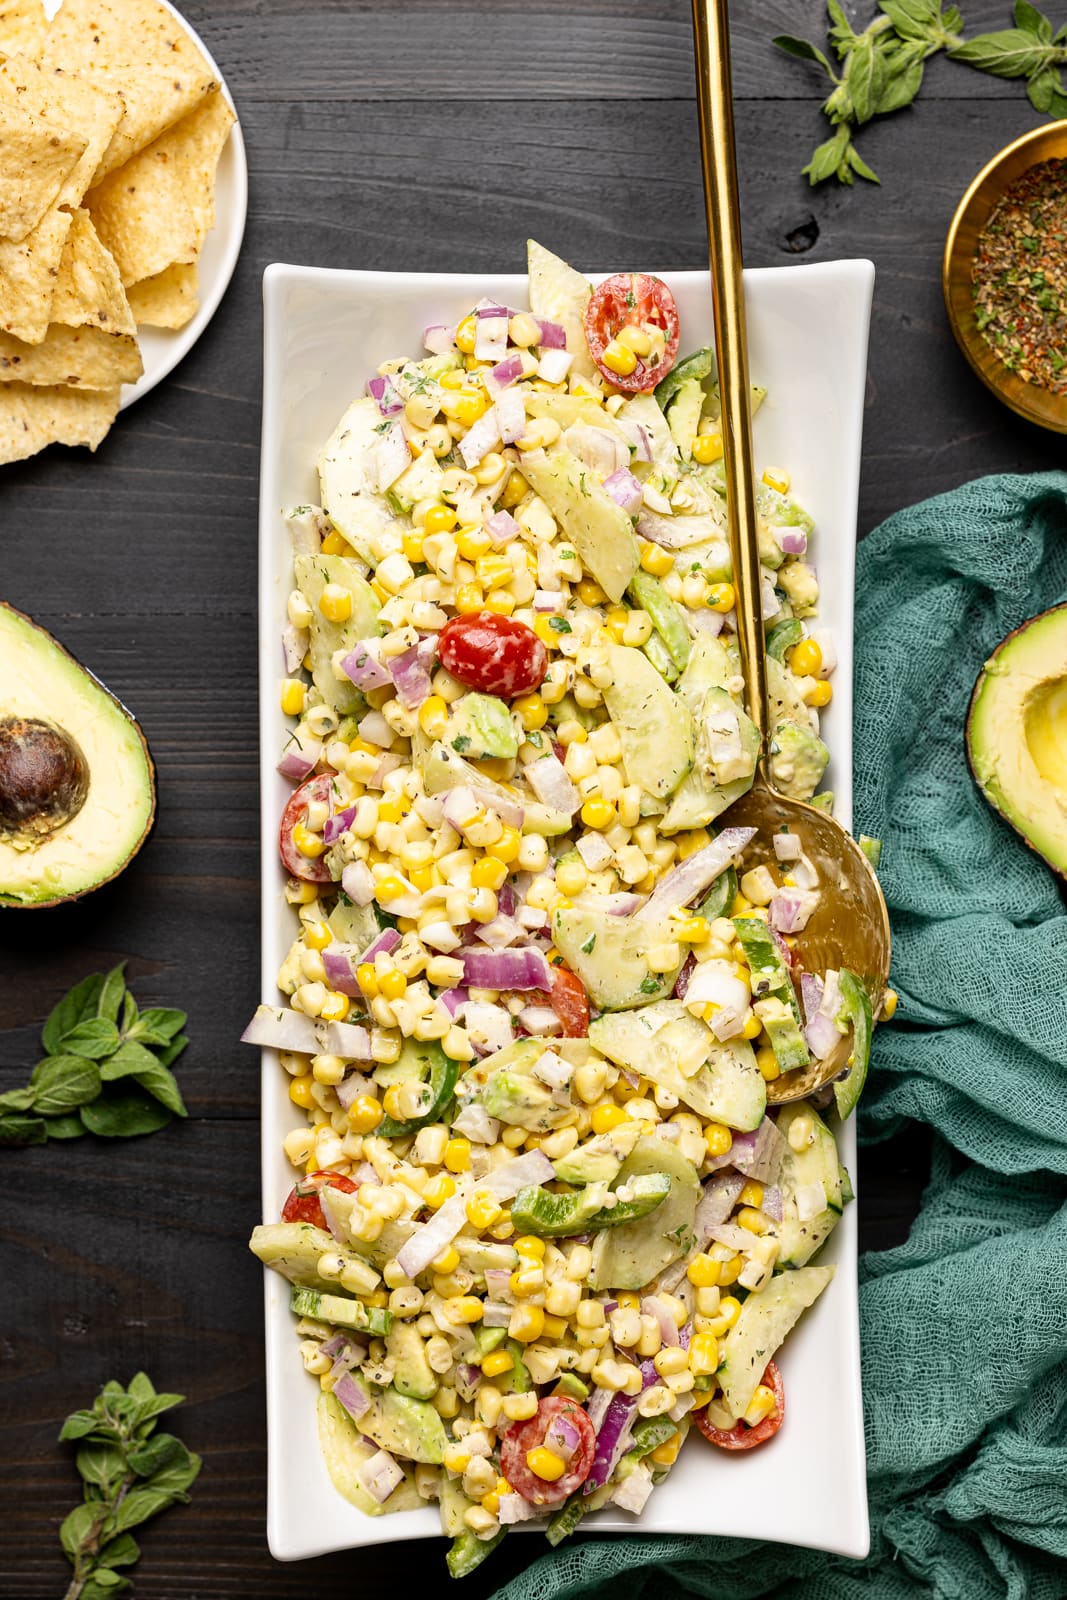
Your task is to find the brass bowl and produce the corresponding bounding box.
[943,121,1067,434]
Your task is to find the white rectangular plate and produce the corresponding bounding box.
[258,258,874,1564]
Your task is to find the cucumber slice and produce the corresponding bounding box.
[317,1393,423,1517]
[628,569,691,671]
[589,1138,700,1291]
[718,1264,835,1420]
[774,1104,843,1267]
[249,1221,380,1296]
[294,552,379,715]
[510,1172,670,1238]
[833,969,874,1120]
[447,1528,507,1578]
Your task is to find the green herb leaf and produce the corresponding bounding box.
[46,1113,88,1139]
[874,47,925,113]
[54,1017,121,1059]
[1014,0,1053,41]
[97,963,128,1025]
[0,1085,39,1111]
[77,1442,127,1495]
[79,1087,172,1139]
[97,1534,140,1569]
[847,141,882,183]
[140,1448,201,1498]
[127,1432,186,1477]
[109,1485,178,1534]
[772,33,835,75]
[99,1040,167,1082]
[30,1055,102,1114]
[803,124,851,185]
[948,29,1054,77]
[61,1502,101,1561]
[42,972,105,1054]
[121,991,139,1034]
[60,1409,100,1442]
[83,1574,129,1596]
[845,33,885,122]
[0,1111,47,1145]
[127,1007,187,1045]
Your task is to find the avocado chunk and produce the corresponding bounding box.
[448,692,518,760]
[317,1392,423,1517]
[552,899,680,1011]
[386,1321,438,1401]
[481,1066,573,1132]
[733,916,810,1075]
[832,969,874,1120]
[775,1103,844,1267]
[553,1121,643,1184]
[0,603,155,908]
[768,719,829,802]
[510,1172,670,1237]
[661,637,758,831]
[294,552,380,715]
[518,445,639,603]
[665,376,704,459]
[588,1137,700,1291]
[967,602,1067,875]
[599,643,693,799]
[337,1369,447,1464]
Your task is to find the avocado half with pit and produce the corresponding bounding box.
[966,603,1067,875]
[0,603,155,907]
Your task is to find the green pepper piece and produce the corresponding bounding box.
[446,1527,506,1578]
[698,864,737,922]
[641,629,680,682]
[628,570,691,672]
[733,915,810,1074]
[505,1338,531,1394]
[376,1041,460,1137]
[654,346,715,409]
[833,969,874,1120]
[766,617,803,660]
[629,1415,679,1457]
[545,1491,587,1548]
[554,1372,590,1402]
[288,1285,392,1337]
[809,790,834,813]
[858,835,882,871]
[510,1173,671,1238]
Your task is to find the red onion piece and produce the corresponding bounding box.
[341,641,392,691]
[396,1149,554,1278]
[602,467,643,512]
[390,637,436,709]
[333,1372,371,1422]
[703,1120,787,1186]
[694,1171,746,1237]
[769,889,815,934]
[639,827,756,924]
[762,1184,784,1223]
[476,301,511,318]
[460,946,552,991]
[641,1296,681,1348]
[617,419,652,462]
[584,1390,638,1494]
[545,1413,581,1463]
[367,753,404,790]
[674,953,696,999]
[439,986,468,1017]
[321,945,364,996]
[779,528,808,555]
[489,353,525,390]
[806,1009,841,1060]
[367,374,403,416]
[486,509,520,546]
[322,804,357,846]
[341,860,375,906]
[475,315,509,364]
[277,737,321,782]
[358,1448,404,1504]
[536,318,566,349]
[423,323,455,355]
[335,1070,373,1110]
[800,971,824,1020]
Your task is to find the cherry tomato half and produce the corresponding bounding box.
[584,273,681,393]
[279,772,334,883]
[544,965,590,1038]
[281,1170,359,1230]
[437,612,547,701]
[500,1397,597,1505]
[694,1361,784,1451]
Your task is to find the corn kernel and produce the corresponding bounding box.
[418,694,449,738]
[756,1046,780,1082]
[580,797,615,830]
[717,1295,742,1330]
[401,527,426,562]
[380,969,407,1001]
[355,963,379,999]
[590,1102,627,1136]
[481,1349,514,1379]
[456,525,492,559]
[487,824,522,864]
[600,338,637,377]
[515,1234,546,1260]
[744,1383,778,1428]
[674,915,710,944]
[639,540,674,577]
[761,466,790,494]
[466,1190,504,1229]
[292,822,326,859]
[448,1296,485,1325]
[345,1094,383,1132]
[475,553,513,591]
[741,1013,762,1040]
[280,678,307,716]
[444,1137,471,1173]
[303,919,333,952]
[707,582,735,613]
[806,679,833,707]
[687,1253,721,1289]
[737,1206,769,1235]
[423,1174,456,1209]
[318,992,350,1022]
[649,1430,683,1466]
[319,583,352,624]
[501,1391,539,1422]
[788,638,823,677]
[691,431,724,465]
[455,583,484,615]
[525,1446,565,1482]
[321,529,349,555]
[455,315,478,354]
[883,988,898,1020]
[288,1074,315,1108]
[513,693,548,731]
[509,1304,545,1343]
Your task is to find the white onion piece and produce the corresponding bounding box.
[241,1004,318,1053]
[358,710,394,747]
[518,1005,561,1036]
[576,831,613,870]
[335,1070,373,1110]
[538,348,573,383]
[396,1149,554,1278]
[524,754,580,815]
[284,505,328,554]
[795,1180,827,1221]
[372,423,410,491]
[423,323,455,354]
[773,831,803,862]
[277,737,321,781]
[498,1492,544,1524]
[474,314,509,363]
[341,860,375,906]
[494,388,527,445]
[638,827,756,923]
[452,1103,500,1144]
[682,960,749,1040]
[458,408,501,469]
[811,628,837,676]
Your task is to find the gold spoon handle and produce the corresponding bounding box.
[691,0,769,752]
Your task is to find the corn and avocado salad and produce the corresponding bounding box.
[245,243,878,1578]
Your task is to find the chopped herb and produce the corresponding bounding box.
[639,974,662,994]
[549,617,572,634]
[580,934,597,954]
[972,158,1067,396]
[452,735,471,753]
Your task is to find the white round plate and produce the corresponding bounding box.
[43,0,248,410]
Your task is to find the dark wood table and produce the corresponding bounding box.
[1,2,1057,1594]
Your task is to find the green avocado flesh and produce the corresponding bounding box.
[0,604,155,907]
[967,603,1067,874]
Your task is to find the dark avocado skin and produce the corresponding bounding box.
[965,601,1067,881]
[0,602,157,910]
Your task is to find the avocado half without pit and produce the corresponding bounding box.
[966,603,1067,875]
[0,603,156,907]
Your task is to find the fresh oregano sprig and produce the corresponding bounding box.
[59,1373,201,1600]
[776,0,1067,186]
[0,963,188,1146]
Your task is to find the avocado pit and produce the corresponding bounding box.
[0,715,90,846]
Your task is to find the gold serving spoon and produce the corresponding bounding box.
[690,0,891,1103]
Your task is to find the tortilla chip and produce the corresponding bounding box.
[0,209,142,387]
[39,0,216,183]
[0,379,119,462]
[86,88,232,286]
[0,49,126,211]
[126,259,197,329]
[0,0,48,60]
[0,203,72,343]
[0,80,85,239]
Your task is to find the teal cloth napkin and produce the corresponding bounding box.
[493,472,1067,1600]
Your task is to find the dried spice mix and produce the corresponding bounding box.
[972,158,1067,396]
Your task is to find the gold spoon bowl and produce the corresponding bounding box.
[691,0,892,1103]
